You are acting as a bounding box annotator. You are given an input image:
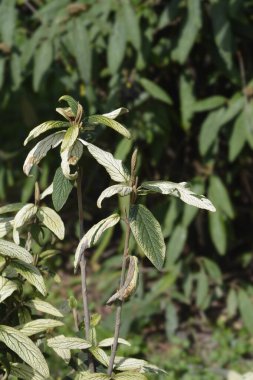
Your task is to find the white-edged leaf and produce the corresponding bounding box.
[47,335,91,350]
[0,239,33,263]
[76,372,110,380]
[52,167,74,211]
[37,206,65,240]
[129,205,165,270]
[87,115,131,139]
[50,346,71,363]
[81,142,130,183]
[10,260,47,296]
[60,139,83,180]
[24,121,69,146]
[13,204,38,244]
[74,214,120,270]
[18,319,64,336]
[0,217,14,238]
[26,298,63,317]
[97,184,132,208]
[0,275,18,303]
[115,372,148,380]
[114,357,167,374]
[23,131,65,176]
[0,203,24,215]
[98,337,131,347]
[10,362,45,380]
[140,181,216,212]
[0,325,49,377]
[40,183,53,200]
[102,107,129,119]
[89,346,109,367]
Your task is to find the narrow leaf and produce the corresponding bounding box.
[114,357,166,374]
[37,206,65,240]
[238,289,253,334]
[76,372,110,380]
[209,211,227,255]
[107,9,126,74]
[115,372,148,380]
[59,95,79,116]
[139,78,172,105]
[24,121,69,146]
[87,115,130,139]
[0,217,14,238]
[0,203,24,215]
[122,0,141,49]
[33,40,53,92]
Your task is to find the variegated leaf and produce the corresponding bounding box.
[59,95,79,116]
[115,372,148,380]
[0,203,24,215]
[74,214,120,270]
[37,206,65,240]
[0,217,14,238]
[56,106,75,120]
[24,121,69,146]
[17,319,64,336]
[23,131,65,176]
[114,357,166,374]
[60,139,83,180]
[97,184,132,208]
[40,183,53,200]
[26,298,63,317]
[76,372,110,380]
[50,346,71,363]
[61,124,79,152]
[13,204,38,244]
[87,115,130,139]
[89,346,109,367]
[0,239,33,263]
[98,337,131,347]
[10,362,45,380]
[47,335,91,350]
[103,107,128,119]
[0,276,18,303]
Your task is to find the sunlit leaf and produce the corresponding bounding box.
[60,139,83,180]
[9,362,45,380]
[0,217,14,238]
[98,337,130,347]
[114,357,167,374]
[97,184,132,208]
[13,203,38,244]
[26,298,63,317]
[0,239,33,263]
[47,335,91,350]
[87,115,131,139]
[24,121,69,146]
[18,319,64,336]
[103,108,129,119]
[37,206,65,240]
[0,275,18,303]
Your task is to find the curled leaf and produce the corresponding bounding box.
[24,121,69,146]
[60,139,83,180]
[97,184,132,208]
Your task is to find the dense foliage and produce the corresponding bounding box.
[1,0,253,378]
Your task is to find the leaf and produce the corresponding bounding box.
[0,203,24,215]
[166,225,187,267]
[172,0,202,63]
[107,256,139,305]
[23,131,65,176]
[208,210,227,255]
[71,19,91,83]
[24,121,69,146]
[87,115,131,139]
[97,184,132,208]
[61,124,79,153]
[0,0,16,47]
[52,167,74,211]
[227,288,238,318]
[196,270,209,309]
[0,325,49,377]
[165,303,178,339]
[76,372,110,380]
[129,204,166,270]
[115,373,148,380]
[83,142,130,183]
[60,139,83,180]
[0,217,14,238]
[37,206,65,240]
[47,335,91,350]
[40,183,54,200]
[179,74,195,130]
[208,175,234,218]
[139,78,172,105]
[17,319,63,337]
[10,260,47,296]
[33,40,53,92]
[194,96,227,112]
[114,357,167,374]
[238,289,253,334]
[0,276,18,303]
[140,181,216,212]
[10,362,45,380]
[229,112,247,162]
[89,346,109,367]
[59,95,79,117]
[50,346,71,364]
[103,108,129,119]
[202,258,222,284]
[13,204,38,244]
[122,0,141,50]
[74,214,120,270]
[182,180,205,227]
[98,337,130,347]
[107,9,126,74]
[26,298,63,317]
[0,239,33,263]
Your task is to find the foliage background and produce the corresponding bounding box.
[1,0,253,378]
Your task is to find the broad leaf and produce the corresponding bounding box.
[61,124,79,152]
[98,337,130,347]
[89,346,109,367]
[10,260,47,296]
[0,217,14,238]
[23,131,65,176]
[74,214,120,269]
[0,325,49,377]
[60,139,83,180]
[52,167,74,211]
[103,108,128,119]
[50,346,71,363]
[0,275,18,303]
[18,319,64,336]
[115,372,148,380]
[37,206,65,240]
[0,239,33,263]
[47,335,91,350]
[114,357,166,374]
[194,96,226,112]
[13,203,38,244]
[139,181,216,212]
[139,78,172,105]
[26,298,63,317]
[76,372,110,380]
[10,362,45,380]
[24,121,69,146]
[0,203,24,215]
[87,115,131,139]
[97,184,132,208]
[129,205,165,270]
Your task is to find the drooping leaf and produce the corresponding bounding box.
[87,115,131,139]
[129,204,166,270]
[0,276,18,303]
[10,260,47,296]
[47,335,91,350]
[24,121,69,146]
[9,362,45,380]
[50,346,71,364]
[97,184,132,208]
[139,78,172,105]
[122,0,141,50]
[196,270,209,309]
[139,181,216,212]
[0,239,33,263]
[0,203,24,215]
[59,95,79,117]
[37,206,65,240]
[107,9,126,74]
[23,131,65,176]
[60,139,83,180]
[238,289,253,334]
[40,183,54,200]
[166,224,187,267]
[98,337,130,347]
[179,73,195,130]
[52,167,74,211]
[0,217,14,238]
[114,357,167,374]
[208,210,227,255]
[74,214,120,270]
[103,108,129,119]
[202,258,222,284]
[26,298,63,317]
[33,40,53,92]
[0,0,16,47]
[208,175,234,218]
[13,204,38,244]
[0,325,49,377]
[17,319,63,337]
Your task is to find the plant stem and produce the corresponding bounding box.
[77,169,95,373]
[107,219,131,376]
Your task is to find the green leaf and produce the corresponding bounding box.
[74,214,120,270]
[166,225,187,267]
[202,258,222,284]
[47,335,91,350]
[103,107,129,120]
[10,52,22,90]
[139,78,172,105]
[129,204,166,270]
[10,362,45,380]
[24,121,69,146]
[26,298,63,317]
[33,40,53,92]
[194,96,227,112]
[229,112,247,162]
[122,0,141,50]
[37,206,65,240]
[89,346,109,367]
[227,288,238,318]
[238,289,253,334]
[71,19,91,83]
[172,0,202,63]
[0,325,49,377]
[107,9,126,74]
[0,276,18,303]
[0,239,33,263]
[208,210,227,255]
[18,319,64,336]
[0,217,14,238]
[59,95,79,117]
[115,373,148,380]
[114,357,167,374]
[61,124,79,152]
[98,337,130,347]
[165,303,178,339]
[87,115,131,139]
[0,203,24,215]
[208,175,234,218]
[52,167,74,211]
[0,0,16,47]
[76,372,110,380]
[196,270,209,309]
[179,74,195,130]
[10,260,47,296]
[97,184,132,208]
[0,57,5,90]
